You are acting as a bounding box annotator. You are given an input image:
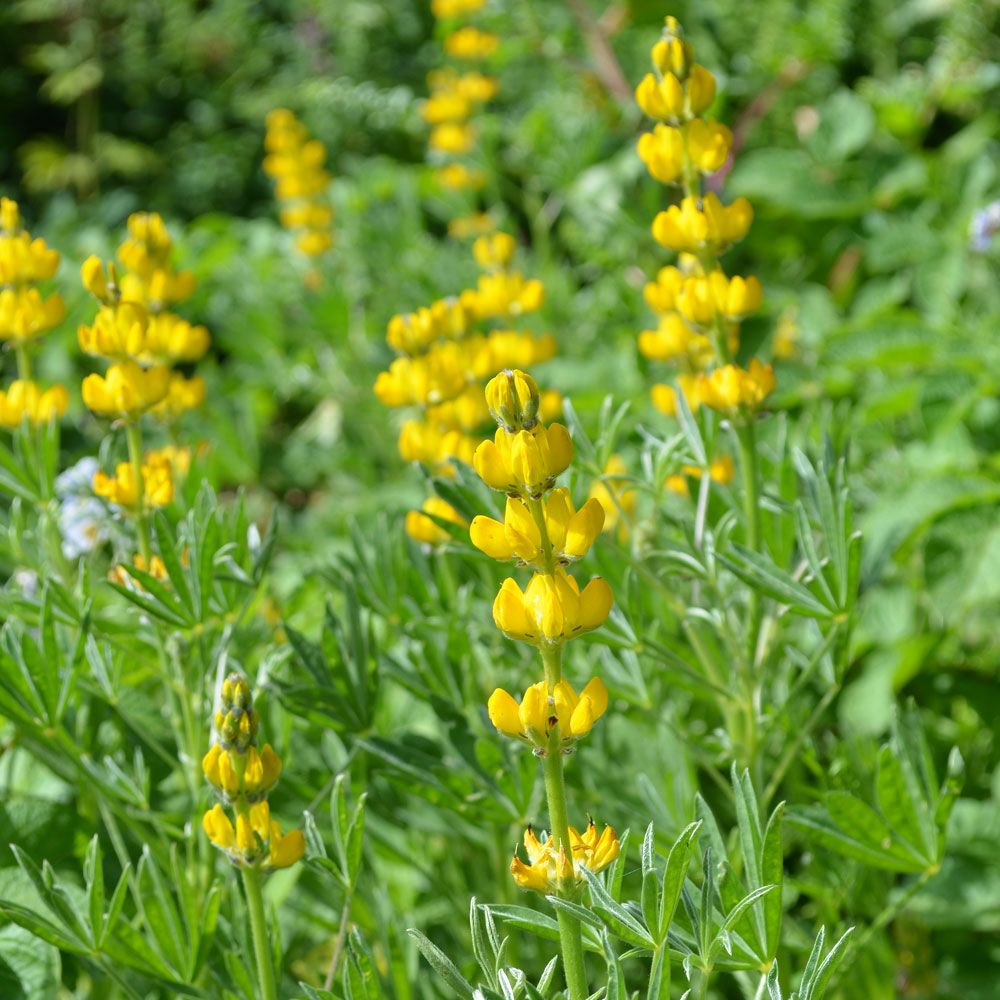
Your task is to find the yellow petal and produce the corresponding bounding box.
[564,498,605,558]
[577,578,613,632]
[487,688,522,736]
[470,515,516,560]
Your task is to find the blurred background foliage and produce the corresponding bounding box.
[1,0,1000,997]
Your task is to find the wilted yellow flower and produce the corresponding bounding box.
[82,360,171,419]
[487,676,608,748]
[0,380,68,428]
[405,496,468,545]
[444,26,499,60]
[510,821,620,893]
[473,422,573,498]
[652,193,753,253]
[470,488,605,566]
[492,568,613,646]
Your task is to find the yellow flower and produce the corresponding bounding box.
[448,213,496,240]
[0,230,60,286]
[473,422,573,497]
[687,118,733,173]
[651,193,753,253]
[492,568,613,646]
[93,458,174,508]
[435,163,487,190]
[432,0,485,16]
[676,272,762,324]
[0,197,19,234]
[700,359,775,412]
[398,419,479,468]
[119,267,197,308]
[510,821,619,893]
[487,676,608,748]
[444,27,499,60]
[0,380,68,428]
[77,302,149,360]
[0,287,66,343]
[151,372,206,420]
[405,497,468,545]
[470,488,605,566]
[422,91,472,125]
[374,343,471,408]
[650,374,705,416]
[203,804,236,852]
[82,361,171,419]
[773,308,798,359]
[429,122,476,155]
[108,553,170,589]
[638,313,711,366]
[587,455,636,535]
[470,271,545,319]
[666,454,736,497]
[265,821,306,869]
[280,203,334,231]
[295,230,334,256]
[473,232,516,270]
[81,256,114,303]
[635,64,716,122]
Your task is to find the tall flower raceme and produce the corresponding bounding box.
[203,672,304,1000]
[80,212,209,566]
[263,108,334,284]
[374,232,558,544]
[0,198,69,430]
[635,16,773,581]
[636,18,773,420]
[474,369,617,999]
[425,0,499,229]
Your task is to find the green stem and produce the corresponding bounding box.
[14,344,32,382]
[242,866,278,1000]
[124,420,151,564]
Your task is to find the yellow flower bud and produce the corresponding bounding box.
[473,232,516,270]
[405,497,468,546]
[485,368,540,431]
[0,197,19,234]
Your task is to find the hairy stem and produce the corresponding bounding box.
[242,866,278,1000]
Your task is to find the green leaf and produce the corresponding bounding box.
[406,929,474,999]
[582,868,655,949]
[717,546,835,618]
[659,821,701,942]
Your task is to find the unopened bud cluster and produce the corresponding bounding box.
[202,672,305,871]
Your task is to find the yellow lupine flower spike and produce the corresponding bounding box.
[202,672,305,871]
